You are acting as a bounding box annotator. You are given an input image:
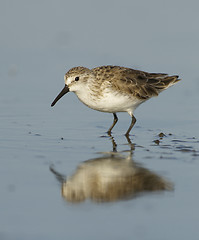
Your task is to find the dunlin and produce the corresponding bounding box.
[51,66,180,136]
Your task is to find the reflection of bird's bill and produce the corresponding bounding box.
[51,84,69,107]
[51,153,173,203]
[50,164,66,183]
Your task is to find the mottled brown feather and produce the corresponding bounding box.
[92,66,180,100]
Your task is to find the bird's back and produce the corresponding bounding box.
[92,66,180,100]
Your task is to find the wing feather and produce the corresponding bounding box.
[92,66,180,100]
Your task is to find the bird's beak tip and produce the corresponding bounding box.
[51,85,69,107]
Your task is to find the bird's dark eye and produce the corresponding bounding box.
[75,76,79,81]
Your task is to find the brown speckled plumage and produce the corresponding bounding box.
[92,66,179,100]
[51,65,180,136]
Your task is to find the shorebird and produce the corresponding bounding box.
[51,65,180,136]
[50,153,172,203]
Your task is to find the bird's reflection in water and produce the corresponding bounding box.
[50,137,173,203]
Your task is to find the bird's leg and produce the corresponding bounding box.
[107,113,118,135]
[125,134,135,151]
[109,134,117,152]
[125,115,136,137]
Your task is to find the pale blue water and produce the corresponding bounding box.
[1,1,199,240]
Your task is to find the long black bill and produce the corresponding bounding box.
[51,85,69,107]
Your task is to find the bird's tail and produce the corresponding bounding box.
[148,73,181,92]
[161,75,180,90]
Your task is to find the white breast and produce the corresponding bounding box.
[75,87,143,114]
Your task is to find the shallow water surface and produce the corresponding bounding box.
[1,0,199,239]
[1,101,199,240]
[1,60,199,240]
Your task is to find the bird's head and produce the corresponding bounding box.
[51,66,92,107]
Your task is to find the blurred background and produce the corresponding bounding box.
[1,0,199,133]
[0,1,199,240]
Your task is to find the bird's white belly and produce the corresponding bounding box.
[76,90,143,114]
